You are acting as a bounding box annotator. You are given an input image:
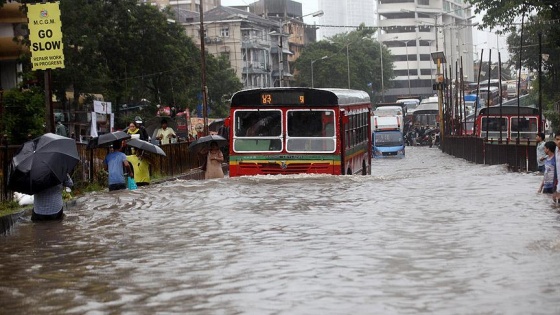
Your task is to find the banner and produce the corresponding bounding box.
[90,112,98,138]
[93,100,112,114]
[27,2,64,70]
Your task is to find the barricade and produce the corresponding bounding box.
[442,136,536,172]
[0,141,204,202]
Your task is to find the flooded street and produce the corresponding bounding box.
[1,147,560,314]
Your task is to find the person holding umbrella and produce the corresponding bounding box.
[7,133,81,221]
[103,140,133,191]
[126,148,153,186]
[200,141,224,179]
[32,174,73,221]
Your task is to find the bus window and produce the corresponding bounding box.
[511,117,535,132]
[287,110,336,152]
[481,118,508,131]
[233,110,282,152]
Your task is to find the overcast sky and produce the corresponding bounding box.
[220,0,508,61]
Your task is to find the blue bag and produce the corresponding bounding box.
[127,176,138,190]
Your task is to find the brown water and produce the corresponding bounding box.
[1,147,560,314]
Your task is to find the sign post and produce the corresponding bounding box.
[27,2,65,133]
[431,51,446,144]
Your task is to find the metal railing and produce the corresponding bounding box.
[0,141,204,202]
[441,136,537,172]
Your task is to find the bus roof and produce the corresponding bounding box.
[230,87,370,107]
[478,105,538,115]
[374,102,406,110]
[414,102,439,111]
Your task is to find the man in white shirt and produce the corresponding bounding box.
[156,118,176,145]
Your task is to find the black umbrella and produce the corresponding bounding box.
[87,130,131,149]
[127,138,166,156]
[8,133,79,195]
[188,134,227,153]
[97,131,131,146]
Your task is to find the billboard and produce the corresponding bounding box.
[27,2,64,70]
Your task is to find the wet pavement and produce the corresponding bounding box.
[1,147,559,314]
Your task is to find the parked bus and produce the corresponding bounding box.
[479,86,501,107]
[412,101,439,128]
[476,105,542,141]
[226,88,372,176]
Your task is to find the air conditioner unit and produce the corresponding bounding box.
[205,37,212,44]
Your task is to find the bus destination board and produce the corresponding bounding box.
[261,92,305,105]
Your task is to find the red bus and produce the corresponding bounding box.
[226,88,372,176]
[476,105,542,141]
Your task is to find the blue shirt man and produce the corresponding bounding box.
[103,140,132,191]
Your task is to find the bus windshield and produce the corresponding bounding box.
[286,110,336,152]
[233,110,282,152]
[375,131,403,147]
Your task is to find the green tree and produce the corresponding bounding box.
[5,0,241,140]
[293,26,394,101]
[467,0,560,127]
[2,87,46,144]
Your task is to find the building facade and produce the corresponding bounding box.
[317,0,376,40]
[0,2,28,90]
[181,6,281,89]
[146,0,221,11]
[180,2,316,89]
[378,0,475,100]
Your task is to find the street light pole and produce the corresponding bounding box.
[311,55,328,88]
[347,44,350,88]
[395,38,413,95]
[379,41,384,101]
[405,40,411,95]
[277,10,324,88]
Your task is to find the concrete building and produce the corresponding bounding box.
[378,0,475,100]
[181,6,281,89]
[0,2,28,91]
[146,0,221,11]
[317,0,376,40]
[248,0,320,84]
[180,1,317,88]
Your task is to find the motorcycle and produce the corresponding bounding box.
[416,128,440,147]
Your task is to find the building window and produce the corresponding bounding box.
[220,52,230,63]
[420,54,431,61]
[220,27,230,38]
[418,0,429,5]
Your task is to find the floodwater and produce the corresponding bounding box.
[1,147,560,314]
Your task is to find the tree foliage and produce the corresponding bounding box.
[293,26,395,102]
[467,0,559,31]
[467,0,560,129]
[2,0,241,142]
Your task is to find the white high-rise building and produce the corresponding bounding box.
[378,0,475,100]
[317,0,376,40]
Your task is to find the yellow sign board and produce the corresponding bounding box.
[27,2,64,70]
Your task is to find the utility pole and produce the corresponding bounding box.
[199,0,208,135]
